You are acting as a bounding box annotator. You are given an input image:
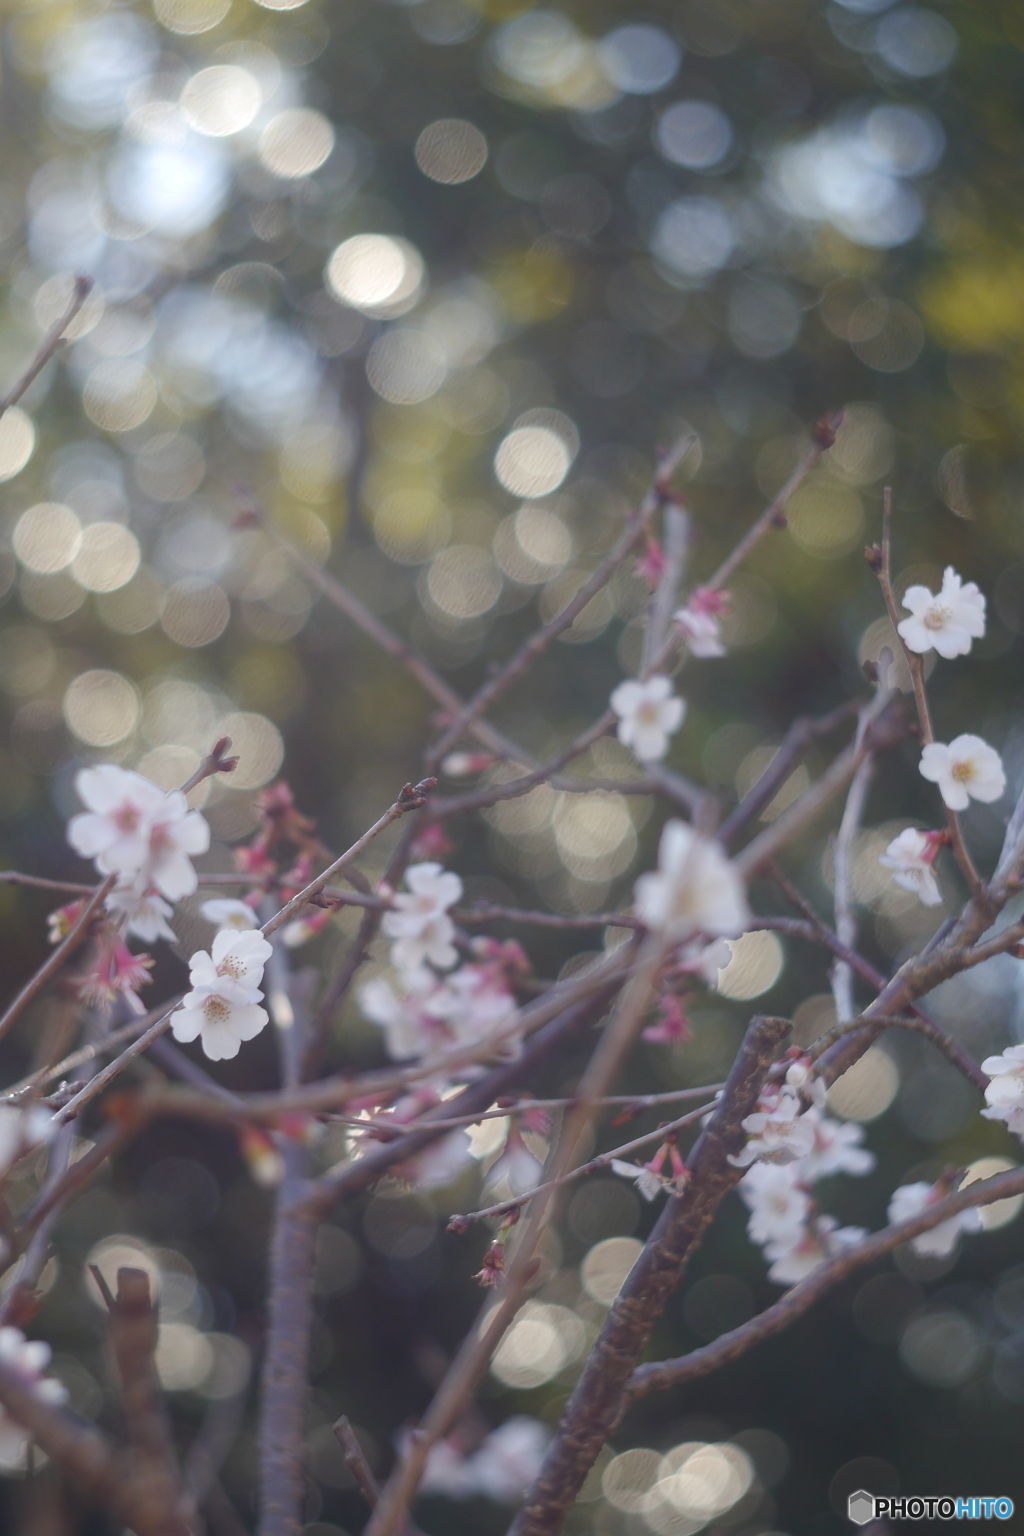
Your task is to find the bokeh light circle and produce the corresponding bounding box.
[71,523,141,592]
[13,503,82,573]
[325,235,425,318]
[414,118,488,183]
[0,409,35,483]
[716,930,784,999]
[181,66,261,136]
[63,670,139,746]
[258,109,335,177]
[494,426,573,498]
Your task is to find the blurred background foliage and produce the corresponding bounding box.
[0,0,1023,1529]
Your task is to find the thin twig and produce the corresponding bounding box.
[0,873,116,1047]
[449,1100,714,1230]
[0,276,93,418]
[830,717,877,1022]
[643,504,691,673]
[717,703,857,847]
[178,736,239,796]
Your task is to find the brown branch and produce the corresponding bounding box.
[332,1416,428,1536]
[104,1268,198,1536]
[508,1014,791,1536]
[178,737,239,796]
[0,872,94,895]
[0,276,93,418]
[623,1165,1024,1405]
[0,873,116,1046]
[705,415,839,591]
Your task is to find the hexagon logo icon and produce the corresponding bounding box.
[847,1489,875,1525]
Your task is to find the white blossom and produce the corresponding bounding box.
[879,828,943,907]
[360,972,439,1061]
[471,1417,550,1503]
[887,1180,982,1258]
[420,1440,478,1500]
[171,928,272,1061]
[674,607,725,658]
[106,881,178,943]
[897,567,986,659]
[796,1109,875,1181]
[424,965,521,1056]
[784,1058,828,1109]
[382,863,462,971]
[201,898,259,932]
[919,735,1006,812]
[981,1044,1024,1135]
[634,821,750,945]
[68,764,210,901]
[610,675,685,762]
[403,1129,474,1189]
[0,1328,67,1465]
[0,1104,53,1176]
[739,1162,810,1247]
[765,1217,867,1287]
[609,1159,669,1201]
[728,1089,817,1168]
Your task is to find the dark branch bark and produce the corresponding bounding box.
[508,1014,791,1536]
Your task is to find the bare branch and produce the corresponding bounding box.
[718,703,856,847]
[178,737,239,796]
[0,276,93,418]
[0,873,116,1047]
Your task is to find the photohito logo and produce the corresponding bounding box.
[848,1492,1015,1523]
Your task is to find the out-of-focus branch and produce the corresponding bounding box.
[508,1014,791,1536]
[363,934,671,1536]
[830,712,878,1021]
[718,702,856,847]
[734,693,904,879]
[0,873,116,1046]
[642,504,690,673]
[0,276,93,419]
[624,1165,1024,1405]
[103,1268,198,1536]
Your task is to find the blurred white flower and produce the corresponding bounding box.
[610,1159,669,1201]
[610,675,685,762]
[382,863,463,971]
[634,821,750,944]
[106,881,178,943]
[729,1089,817,1168]
[171,928,272,1061]
[897,567,985,658]
[765,1216,867,1286]
[0,1104,53,1175]
[674,587,729,658]
[879,827,943,906]
[360,972,439,1061]
[887,1179,982,1257]
[919,735,1005,811]
[471,1417,550,1503]
[797,1109,875,1180]
[739,1162,810,1247]
[68,764,210,900]
[784,1058,828,1108]
[0,1328,67,1463]
[201,898,259,932]
[981,1044,1024,1135]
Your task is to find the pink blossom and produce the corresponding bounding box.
[642,993,692,1046]
[79,937,154,1016]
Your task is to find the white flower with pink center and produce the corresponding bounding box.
[382,862,463,971]
[201,898,259,933]
[739,1162,809,1247]
[68,764,210,901]
[897,567,985,658]
[610,675,685,762]
[980,1044,1024,1136]
[171,928,272,1061]
[765,1216,867,1287]
[106,881,178,944]
[919,735,1005,812]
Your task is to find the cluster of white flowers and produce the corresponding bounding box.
[68,765,210,942]
[0,1327,68,1464]
[171,928,273,1061]
[887,1179,982,1259]
[382,862,462,971]
[419,1416,549,1504]
[733,1060,874,1286]
[607,591,728,767]
[874,569,1006,904]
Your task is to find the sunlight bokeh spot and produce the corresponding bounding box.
[326,235,425,318]
[0,409,36,482]
[181,66,261,136]
[13,503,82,573]
[716,929,784,999]
[259,109,335,177]
[415,118,488,183]
[63,670,139,746]
[71,523,141,592]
